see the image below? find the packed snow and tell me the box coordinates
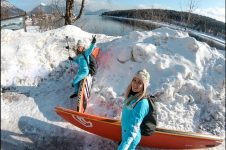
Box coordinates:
[1,25,225,150]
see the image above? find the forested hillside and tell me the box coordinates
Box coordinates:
[102,9,225,39]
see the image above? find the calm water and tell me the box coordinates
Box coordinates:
[74,15,225,49]
[1,17,24,30]
[73,15,159,36]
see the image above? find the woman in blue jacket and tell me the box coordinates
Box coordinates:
[68,36,96,98]
[118,69,150,150]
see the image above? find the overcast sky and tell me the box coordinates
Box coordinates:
[8,0,225,22]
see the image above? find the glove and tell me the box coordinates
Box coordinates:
[72,83,74,87]
[91,35,96,44]
[68,56,73,61]
[65,46,69,49]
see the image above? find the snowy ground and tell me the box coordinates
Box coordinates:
[107,16,225,50]
[1,25,225,150]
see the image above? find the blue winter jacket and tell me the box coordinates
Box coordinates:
[118,96,149,150]
[72,43,95,74]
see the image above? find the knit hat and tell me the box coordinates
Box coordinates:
[134,69,150,90]
[77,40,85,47]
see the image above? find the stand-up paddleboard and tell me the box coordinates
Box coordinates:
[91,47,100,58]
[76,75,92,112]
[55,107,224,149]
[76,47,100,112]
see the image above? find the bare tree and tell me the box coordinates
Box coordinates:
[179,0,185,23]
[179,0,199,29]
[150,5,154,20]
[52,0,85,25]
[64,0,85,25]
[186,0,199,27]
[52,0,64,15]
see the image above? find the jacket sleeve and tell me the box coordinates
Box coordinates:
[84,43,95,57]
[118,99,149,150]
[72,56,79,64]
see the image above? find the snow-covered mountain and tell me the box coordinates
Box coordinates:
[1,0,26,19]
[1,0,21,9]
[29,3,109,16]
[29,3,59,15]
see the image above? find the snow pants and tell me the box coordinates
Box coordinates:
[118,129,141,150]
[73,70,89,94]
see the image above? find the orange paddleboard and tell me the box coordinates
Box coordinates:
[55,107,223,149]
[76,47,100,112]
[91,47,100,58]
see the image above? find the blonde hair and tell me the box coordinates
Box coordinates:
[124,69,150,106]
[124,79,147,106]
[74,47,85,55]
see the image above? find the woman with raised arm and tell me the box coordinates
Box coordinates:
[68,36,96,98]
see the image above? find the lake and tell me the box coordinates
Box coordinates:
[73,15,160,36]
[73,15,225,50]
[1,17,24,30]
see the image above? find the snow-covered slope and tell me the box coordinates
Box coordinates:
[1,0,18,9]
[1,25,225,149]
[1,0,25,19]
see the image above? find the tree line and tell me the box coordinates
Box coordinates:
[102,9,225,39]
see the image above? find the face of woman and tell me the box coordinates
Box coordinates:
[131,77,144,93]
[77,46,84,52]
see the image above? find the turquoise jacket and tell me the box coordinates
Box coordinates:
[118,96,149,150]
[72,43,94,74]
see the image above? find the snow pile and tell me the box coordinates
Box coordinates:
[1,26,225,149]
[88,27,225,135]
[1,26,105,86]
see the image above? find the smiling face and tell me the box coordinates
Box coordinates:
[131,76,144,93]
[76,46,85,54]
[77,46,84,52]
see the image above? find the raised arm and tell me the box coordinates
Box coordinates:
[84,35,96,57]
[84,43,95,57]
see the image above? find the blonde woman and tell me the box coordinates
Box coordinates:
[118,69,151,150]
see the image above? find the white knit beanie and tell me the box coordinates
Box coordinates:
[77,40,85,47]
[134,69,150,90]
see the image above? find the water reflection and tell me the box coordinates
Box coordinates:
[104,16,160,30]
[74,15,159,36]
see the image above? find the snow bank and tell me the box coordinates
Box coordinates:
[89,27,225,136]
[1,26,225,149]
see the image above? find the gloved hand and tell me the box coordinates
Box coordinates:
[68,56,73,61]
[91,35,96,44]
[72,83,74,87]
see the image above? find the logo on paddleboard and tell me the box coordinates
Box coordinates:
[72,115,93,127]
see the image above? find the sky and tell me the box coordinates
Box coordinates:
[8,0,225,22]
[1,25,225,149]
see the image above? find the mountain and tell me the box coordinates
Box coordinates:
[1,0,26,20]
[29,3,109,16]
[29,3,60,15]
